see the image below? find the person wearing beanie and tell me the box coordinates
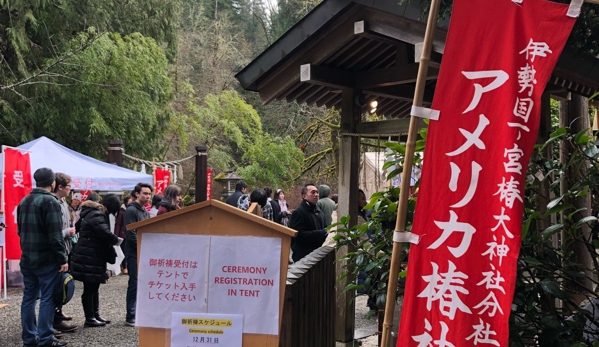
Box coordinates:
[316,184,335,227]
[69,192,82,225]
[70,194,120,328]
[18,168,69,347]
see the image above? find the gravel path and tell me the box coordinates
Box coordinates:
[1,274,381,347]
[353,296,379,347]
[0,274,138,347]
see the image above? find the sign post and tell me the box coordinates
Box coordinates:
[128,200,296,347]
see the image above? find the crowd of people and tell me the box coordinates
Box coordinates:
[16,170,363,347]
[16,167,184,347]
[222,181,368,264]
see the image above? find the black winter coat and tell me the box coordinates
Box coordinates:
[71,201,118,284]
[289,200,326,262]
[225,190,244,207]
[270,199,282,224]
[123,201,150,257]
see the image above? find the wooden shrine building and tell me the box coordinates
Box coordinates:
[235,0,599,345]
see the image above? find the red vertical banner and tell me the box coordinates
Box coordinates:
[206,168,213,200]
[2,147,33,260]
[154,168,171,196]
[397,1,576,346]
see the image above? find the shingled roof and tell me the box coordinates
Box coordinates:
[236,0,599,120]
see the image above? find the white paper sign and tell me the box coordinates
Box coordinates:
[208,236,281,335]
[106,245,125,276]
[137,233,210,328]
[171,312,242,347]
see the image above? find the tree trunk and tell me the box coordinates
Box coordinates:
[559,94,594,307]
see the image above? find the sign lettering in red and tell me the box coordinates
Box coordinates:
[207,168,213,200]
[397,1,576,345]
[2,148,33,260]
[154,168,171,196]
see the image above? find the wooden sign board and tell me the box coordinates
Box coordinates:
[128,199,296,347]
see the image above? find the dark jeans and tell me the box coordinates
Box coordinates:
[21,264,60,346]
[125,256,137,321]
[120,243,127,269]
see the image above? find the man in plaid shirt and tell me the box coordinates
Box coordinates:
[18,167,69,347]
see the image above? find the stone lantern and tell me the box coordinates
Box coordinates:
[213,170,242,200]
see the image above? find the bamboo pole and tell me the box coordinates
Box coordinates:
[379,0,442,346]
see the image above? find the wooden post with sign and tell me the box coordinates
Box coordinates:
[127,200,296,347]
[195,146,208,203]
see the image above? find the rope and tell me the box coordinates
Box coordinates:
[121,152,196,167]
[340,132,405,137]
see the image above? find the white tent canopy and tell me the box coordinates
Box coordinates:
[360,152,388,200]
[0,136,152,191]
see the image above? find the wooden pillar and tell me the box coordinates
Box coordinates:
[335,88,360,345]
[108,140,123,166]
[559,94,594,307]
[195,146,208,203]
[536,94,556,311]
[537,93,553,233]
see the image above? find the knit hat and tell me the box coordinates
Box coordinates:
[72,193,82,200]
[34,168,55,187]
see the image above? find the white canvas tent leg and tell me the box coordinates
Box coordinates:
[1,146,5,300]
[2,246,6,300]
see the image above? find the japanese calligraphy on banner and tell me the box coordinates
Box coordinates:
[171,312,243,347]
[2,147,33,260]
[154,168,171,195]
[207,168,213,200]
[397,0,576,346]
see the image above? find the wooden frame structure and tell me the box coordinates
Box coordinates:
[235,0,599,344]
[128,200,296,347]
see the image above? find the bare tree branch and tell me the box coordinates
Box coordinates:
[1,32,107,93]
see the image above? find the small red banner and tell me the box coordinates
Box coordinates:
[397,0,576,346]
[3,148,33,260]
[207,168,213,200]
[154,168,171,196]
[79,190,93,202]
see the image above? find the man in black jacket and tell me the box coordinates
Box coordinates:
[123,182,152,327]
[264,187,282,224]
[289,184,326,262]
[225,181,247,207]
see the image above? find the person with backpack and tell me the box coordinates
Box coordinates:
[70,194,120,327]
[225,181,247,207]
[264,187,281,223]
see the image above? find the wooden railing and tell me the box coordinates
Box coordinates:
[279,245,336,347]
